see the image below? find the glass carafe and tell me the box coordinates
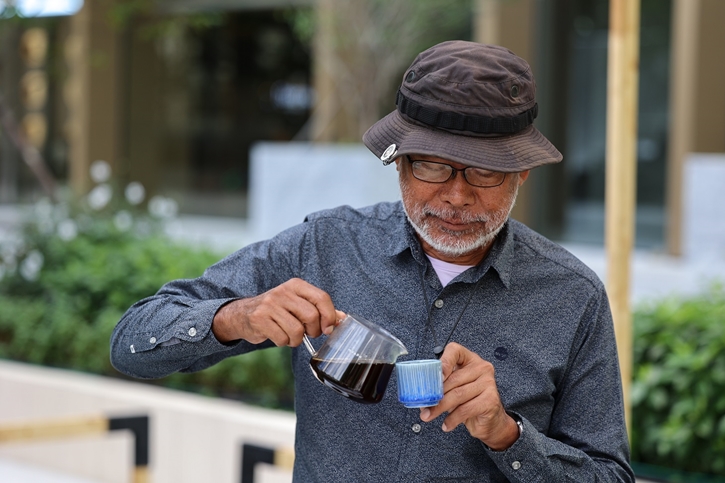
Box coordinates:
[303,314,408,404]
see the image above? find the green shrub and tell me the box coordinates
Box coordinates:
[0,187,294,410]
[632,286,725,476]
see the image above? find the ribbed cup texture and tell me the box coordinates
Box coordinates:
[396,360,444,408]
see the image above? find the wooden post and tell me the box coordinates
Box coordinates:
[605,0,641,435]
[666,0,700,257]
[63,0,124,196]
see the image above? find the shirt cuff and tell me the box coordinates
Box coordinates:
[482,413,541,482]
[126,298,238,356]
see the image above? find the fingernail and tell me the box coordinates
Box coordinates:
[323,326,333,335]
[420,408,430,420]
[441,423,448,432]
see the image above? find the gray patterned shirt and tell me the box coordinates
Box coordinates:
[111,201,634,483]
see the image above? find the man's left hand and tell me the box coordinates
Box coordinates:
[419,342,520,451]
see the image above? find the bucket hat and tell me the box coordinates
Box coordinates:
[362,41,562,172]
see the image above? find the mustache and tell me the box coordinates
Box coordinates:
[421,206,490,224]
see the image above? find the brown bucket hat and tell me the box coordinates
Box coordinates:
[363,41,562,172]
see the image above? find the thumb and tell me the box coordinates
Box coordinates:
[439,342,469,380]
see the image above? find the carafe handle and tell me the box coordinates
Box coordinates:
[302,334,316,356]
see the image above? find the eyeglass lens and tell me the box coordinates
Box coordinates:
[410,160,506,188]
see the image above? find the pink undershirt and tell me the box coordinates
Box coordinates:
[426,254,475,287]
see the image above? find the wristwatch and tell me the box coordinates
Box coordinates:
[507,411,523,437]
[515,417,524,436]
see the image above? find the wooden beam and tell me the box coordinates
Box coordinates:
[0,415,108,443]
[605,0,641,435]
[666,0,701,257]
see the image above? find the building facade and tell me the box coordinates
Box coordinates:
[0,0,723,254]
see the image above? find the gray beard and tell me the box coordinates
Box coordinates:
[400,177,519,258]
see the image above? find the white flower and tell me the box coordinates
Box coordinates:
[19,250,44,282]
[34,198,53,219]
[148,196,178,219]
[125,182,146,205]
[90,160,112,183]
[114,210,133,231]
[87,184,113,211]
[57,219,78,241]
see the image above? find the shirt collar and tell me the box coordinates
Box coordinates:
[387,202,514,289]
[484,221,514,288]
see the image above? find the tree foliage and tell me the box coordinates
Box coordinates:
[285,0,473,142]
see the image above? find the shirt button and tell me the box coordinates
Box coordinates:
[512,461,521,470]
[149,337,157,344]
[188,327,197,337]
[434,299,444,308]
[129,345,135,354]
[411,423,422,433]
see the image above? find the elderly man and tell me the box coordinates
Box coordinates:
[111,41,634,482]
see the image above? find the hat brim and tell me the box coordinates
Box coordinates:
[363,110,562,172]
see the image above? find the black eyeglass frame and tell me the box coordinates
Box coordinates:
[405,155,507,188]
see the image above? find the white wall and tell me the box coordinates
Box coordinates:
[248,142,401,242]
[0,361,295,483]
[683,153,725,261]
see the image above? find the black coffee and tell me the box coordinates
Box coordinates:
[310,357,394,404]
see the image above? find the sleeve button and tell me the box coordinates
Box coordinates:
[188,327,197,337]
[130,345,135,354]
[512,461,521,470]
[149,337,157,344]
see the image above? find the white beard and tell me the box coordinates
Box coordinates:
[400,174,519,258]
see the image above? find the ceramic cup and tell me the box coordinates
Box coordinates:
[395,359,444,408]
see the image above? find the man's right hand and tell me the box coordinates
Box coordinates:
[211,278,345,346]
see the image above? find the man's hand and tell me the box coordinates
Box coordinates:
[419,342,520,451]
[211,278,345,346]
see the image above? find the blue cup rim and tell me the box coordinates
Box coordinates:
[396,359,441,366]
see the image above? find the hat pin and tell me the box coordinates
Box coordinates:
[381,143,397,165]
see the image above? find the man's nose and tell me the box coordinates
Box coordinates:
[439,171,475,206]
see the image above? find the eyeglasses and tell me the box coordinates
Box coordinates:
[406,156,507,188]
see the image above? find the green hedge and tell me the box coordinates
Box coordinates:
[0,198,294,409]
[631,286,725,477]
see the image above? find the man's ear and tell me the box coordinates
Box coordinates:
[518,170,531,185]
[395,157,402,171]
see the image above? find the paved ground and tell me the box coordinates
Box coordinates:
[0,458,101,483]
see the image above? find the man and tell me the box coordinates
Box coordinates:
[111,41,634,482]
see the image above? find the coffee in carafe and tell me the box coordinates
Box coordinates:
[309,357,395,404]
[303,314,407,404]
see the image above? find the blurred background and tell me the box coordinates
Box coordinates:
[0,0,724,482]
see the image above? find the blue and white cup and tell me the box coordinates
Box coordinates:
[396,359,444,408]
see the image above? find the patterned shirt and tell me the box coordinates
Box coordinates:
[111,201,634,483]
